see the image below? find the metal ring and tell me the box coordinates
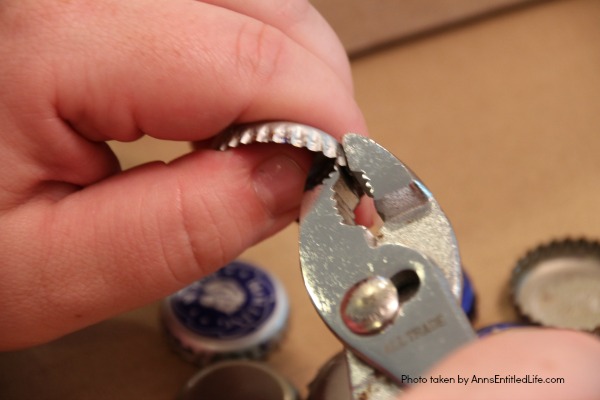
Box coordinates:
[212,121,347,166]
[178,360,298,400]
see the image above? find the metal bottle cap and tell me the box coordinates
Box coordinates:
[178,360,298,400]
[511,238,600,331]
[307,352,350,400]
[161,261,289,365]
[307,351,407,400]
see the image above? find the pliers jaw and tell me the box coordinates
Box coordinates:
[300,134,462,304]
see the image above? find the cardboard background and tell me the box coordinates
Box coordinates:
[311,0,541,54]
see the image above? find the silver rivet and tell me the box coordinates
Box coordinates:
[341,276,399,335]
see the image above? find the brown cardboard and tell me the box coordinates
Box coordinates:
[311,0,541,54]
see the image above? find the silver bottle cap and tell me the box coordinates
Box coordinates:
[161,261,289,365]
[511,238,600,332]
[308,351,405,400]
[178,360,298,400]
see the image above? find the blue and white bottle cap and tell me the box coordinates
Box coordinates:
[161,260,289,366]
[460,268,476,318]
[477,322,529,337]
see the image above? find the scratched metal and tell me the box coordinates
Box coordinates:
[300,135,475,398]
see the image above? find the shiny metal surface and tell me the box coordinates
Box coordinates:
[345,352,403,400]
[341,135,461,298]
[299,134,475,398]
[307,351,403,400]
[512,238,600,331]
[213,121,347,166]
[178,360,298,400]
[341,276,400,335]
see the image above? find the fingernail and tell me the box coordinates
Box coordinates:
[253,155,307,216]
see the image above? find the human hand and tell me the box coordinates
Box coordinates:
[0,0,367,349]
[403,329,600,400]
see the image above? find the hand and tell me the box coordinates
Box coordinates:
[0,0,367,349]
[403,329,600,400]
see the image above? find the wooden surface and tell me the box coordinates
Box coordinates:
[2,0,600,398]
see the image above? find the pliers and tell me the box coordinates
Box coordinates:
[298,134,476,399]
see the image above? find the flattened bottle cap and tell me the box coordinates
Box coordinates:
[161,261,289,365]
[511,238,600,332]
[178,360,298,400]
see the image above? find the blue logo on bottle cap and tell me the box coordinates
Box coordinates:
[477,322,527,337]
[461,270,475,317]
[170,261,277,340]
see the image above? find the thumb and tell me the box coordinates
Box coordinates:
[402,329,600,400]
[0,144,311,349]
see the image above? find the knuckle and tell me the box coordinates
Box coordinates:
[276,0,312,26]
[233,20,287,86]
[160,177,205,285]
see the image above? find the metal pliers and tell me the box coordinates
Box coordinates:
[299,134,476,399]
